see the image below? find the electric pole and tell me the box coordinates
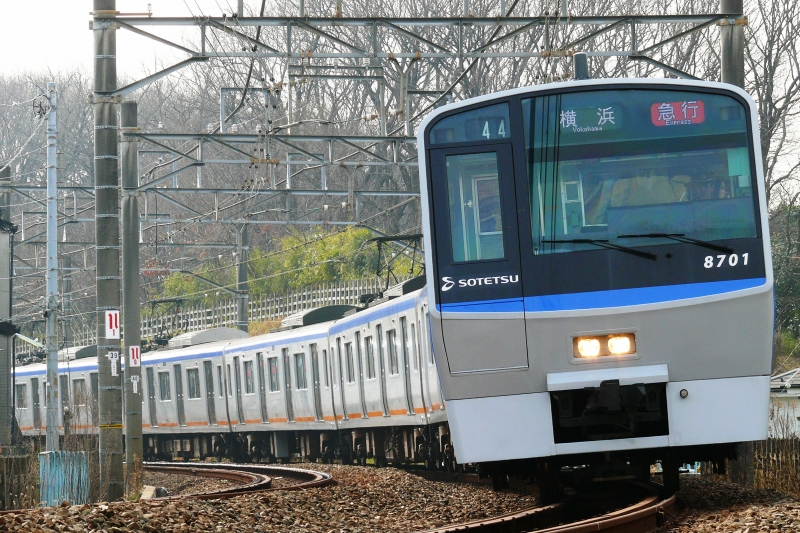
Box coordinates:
[121,101,143,494]
[720,0,745,88]
[94,0,124,501]
[45,82,59,452]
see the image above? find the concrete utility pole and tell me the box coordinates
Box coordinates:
[0,166,13,448]
[45,82,59,452]
[720,0,745,88]
[236,224,249,332]
[93,0,124,501]
[120,101,142,494]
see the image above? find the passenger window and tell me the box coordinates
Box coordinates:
[387,329,399,375]
[345,342,356,383]
[158,372,171,401]
[294,353,307,389]
[243,361,255,394]
[15,384,27,408]
[365,337,376,379]
[73,379,87,406]
[217,365,224,398]
[322,349,330,388]
[187,368,201,399]
[447,152,505,262]
[268,357,280,392]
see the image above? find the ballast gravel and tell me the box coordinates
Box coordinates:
[657,476,800,533]
[1,464,535,532]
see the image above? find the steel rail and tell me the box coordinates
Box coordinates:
[143,461,335,500]
[420,483,675,533]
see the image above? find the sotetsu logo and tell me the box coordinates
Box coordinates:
[441,275,519,291]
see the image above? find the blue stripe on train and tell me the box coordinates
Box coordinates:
[438,278,766,313]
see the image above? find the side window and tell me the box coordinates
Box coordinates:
[226,365,233,397]
[322,349,330,388]
[15,384,27,408]
[411,323,418,372]
[158,372,171,401]
[446,152,505,262]
[73,379,87,406]
[387,329,399,375]
[294,353,307,390]
[365,336,375,379]
[268,357,280,392]
[244,360,255,394]
[217,365,224,398]
[187,368,201,399]
[345,342,355,383]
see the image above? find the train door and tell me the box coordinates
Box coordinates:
[376,325,390,416]
[31,377,41,429]
[282,348,294,422]
[335,338,348,419]
[355,332,368,418]
[310,344,323,421]
[233,356,245,425]
[174,364,186,426]
[256,352,269,423]
[399,317,414,414]
[146,367,158,427]
[428,143,527,373]
[203,360,217,425]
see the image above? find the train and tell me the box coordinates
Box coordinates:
[14,277,451,469]
[12,77,773,499]
[417,77,773,495]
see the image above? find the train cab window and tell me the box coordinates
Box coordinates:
[187,368,201,399]
[217,365,224,398]
[268,357,280,392]
[73,379,87,406]
[523,90,758,254]
[387,329,399,375]
[158,372,171,401]
[15,384,27,408]
[345,342,356,383]
[365,336,376,379]
[294,353,307,389]
[322,349,330,388]
[446,152,505,262]
[243,361,255,394]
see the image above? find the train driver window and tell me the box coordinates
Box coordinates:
[446,152,505,262]
[158,372,171,401]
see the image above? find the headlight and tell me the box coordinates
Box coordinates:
[573,333,636,358]
[607,335,632,355]
[577,338,601,357]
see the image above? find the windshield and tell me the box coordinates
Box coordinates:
[523,89,758,255]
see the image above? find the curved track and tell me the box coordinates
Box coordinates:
[143,461,335,500]
[421,482,675,533]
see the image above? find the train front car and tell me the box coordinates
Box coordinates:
[418,79,773,492]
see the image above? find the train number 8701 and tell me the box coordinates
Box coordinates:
[704,253,749,268]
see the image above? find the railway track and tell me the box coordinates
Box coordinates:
[420,481,676,533]
[145,462,674,533]
[142,461,335,500]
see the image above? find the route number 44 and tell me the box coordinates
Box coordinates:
[704,253,749,268]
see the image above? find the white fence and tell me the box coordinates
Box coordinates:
[60,277,397,349]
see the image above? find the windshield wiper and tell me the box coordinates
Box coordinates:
[541,239,657,260]
[616,233,733,254]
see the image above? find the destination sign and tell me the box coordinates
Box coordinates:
[559,105,622,133]
[651,100,705,126]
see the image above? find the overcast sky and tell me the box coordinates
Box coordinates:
[2,1,247,79]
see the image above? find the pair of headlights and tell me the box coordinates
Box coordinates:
[573,333,636,358]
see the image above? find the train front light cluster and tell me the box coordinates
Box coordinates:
[574,333,636,358]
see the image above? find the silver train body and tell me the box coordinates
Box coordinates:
[13,285,448,463]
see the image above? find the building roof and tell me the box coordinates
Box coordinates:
[771,368,800,392]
